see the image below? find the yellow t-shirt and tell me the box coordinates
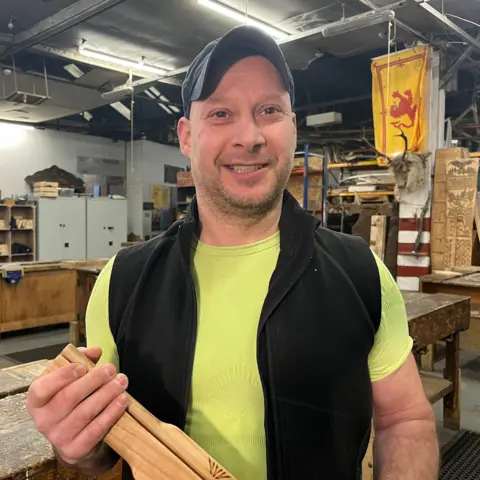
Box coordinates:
[86,232,413,479]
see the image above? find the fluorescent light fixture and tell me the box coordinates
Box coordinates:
[81,111,93,122]
[170,105,181,113]
[78,47,168,75]
[144,90,156,99]
[159,103,173,115]
[197,0,289,40]
[322,10,395,37]
[64,63,85,79]
[110,101,131,121]
[0,121,34,131]
[149,86,161,97]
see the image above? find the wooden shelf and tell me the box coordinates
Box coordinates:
[328,160,387,169]
[0,205,36,263]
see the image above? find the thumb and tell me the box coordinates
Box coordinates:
[77,346,103,364]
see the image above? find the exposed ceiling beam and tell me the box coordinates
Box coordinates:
[356,0,429,43]
[0,0,127,59]
[440,34,480,88]
[417,1,480,51]
[107,2,406,97]
[32,44,183,87]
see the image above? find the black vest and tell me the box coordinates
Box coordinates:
[109,191,381,480]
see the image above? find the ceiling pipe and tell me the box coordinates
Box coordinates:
[0,0,128,60]
[111,1,407,96]
[417,1,480,51]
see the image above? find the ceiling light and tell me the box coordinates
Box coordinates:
[144,90,156,99]
[78,47,168,75]
[170,105,181,113]
[322,10,395,37]
[81,111,93,122]
[64,64,85,79]
[197,0,289,40]
[110,102,131,121]
[0,122,34,131]
[149,86,161,97]
[159,103,173,115]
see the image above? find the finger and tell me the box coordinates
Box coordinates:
[27,363,87,410]
[55,373,129,444]
[48,363,118,424]
[59,393,129,462]
[77,346,102,364]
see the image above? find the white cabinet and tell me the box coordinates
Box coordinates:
[37,198,87,261]
[86,198,127,259]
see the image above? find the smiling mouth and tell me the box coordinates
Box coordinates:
[224,165,267,173]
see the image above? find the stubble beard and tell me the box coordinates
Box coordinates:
[196,159,292,224]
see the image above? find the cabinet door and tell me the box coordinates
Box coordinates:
[87,199,127,259]
[37,198,63,261]
[60,198,86,260]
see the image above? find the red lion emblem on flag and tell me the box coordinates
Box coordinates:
[389,89,417,129]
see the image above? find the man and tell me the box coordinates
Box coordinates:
[27,25,438,479]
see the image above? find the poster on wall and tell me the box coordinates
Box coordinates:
[152,185,171,209]
[371,45,429,165]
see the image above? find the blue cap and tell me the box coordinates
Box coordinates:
[181,25,295,118]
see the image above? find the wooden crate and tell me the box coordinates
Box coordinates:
[33,182,58,198]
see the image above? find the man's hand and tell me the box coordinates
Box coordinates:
[372,353,439,479]
[26,347,129,473]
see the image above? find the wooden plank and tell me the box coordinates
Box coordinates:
[431,148,470,271]
[0,360,49,399]
[444,157,479,268]
[421,374,453,404]
[369,215,387,260]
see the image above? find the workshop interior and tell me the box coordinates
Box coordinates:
[1,0,480,478]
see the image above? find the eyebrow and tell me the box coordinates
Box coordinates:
[203,92,289,106]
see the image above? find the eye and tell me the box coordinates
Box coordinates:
[211,110,229,119]
[262,106,280,116]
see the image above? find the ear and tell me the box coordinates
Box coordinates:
[177,117,192,157]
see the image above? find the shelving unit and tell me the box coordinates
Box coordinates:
[0,204,36,263]
[176,171,195,220]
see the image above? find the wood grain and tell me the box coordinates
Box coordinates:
[0,360,49,399]
[369,215,387,260]
[45,345,236,480]
[0,269,76,333]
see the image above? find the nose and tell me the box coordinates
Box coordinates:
[232,115,266,153]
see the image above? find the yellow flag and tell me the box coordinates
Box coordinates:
[371,46,429,165]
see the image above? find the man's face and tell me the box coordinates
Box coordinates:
[178,56,297,217]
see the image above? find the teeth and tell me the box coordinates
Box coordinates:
[229,165,263,173]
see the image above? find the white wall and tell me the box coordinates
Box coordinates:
[126,139,189,236]
[0,127,126,197]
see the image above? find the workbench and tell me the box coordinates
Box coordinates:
[420,268,480,359]
[362,290,470,479]
[0,361,122,480]
[0,259,108,336]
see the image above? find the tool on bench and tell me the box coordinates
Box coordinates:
[43,344,235,480]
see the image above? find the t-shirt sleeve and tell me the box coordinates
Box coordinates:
[85,256,120,370]
[368,253,413,382]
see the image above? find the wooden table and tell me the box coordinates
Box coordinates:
[0,361,122,480]
[362,291,470,479]
[0,261,76,334]
[61,261,108,347]
[420,269,480,361]
[0,259,108,336]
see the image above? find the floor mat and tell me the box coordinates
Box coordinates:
[440,430,480,479]
[5,343,67,364]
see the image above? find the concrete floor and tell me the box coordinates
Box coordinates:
[1,326,480,450]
